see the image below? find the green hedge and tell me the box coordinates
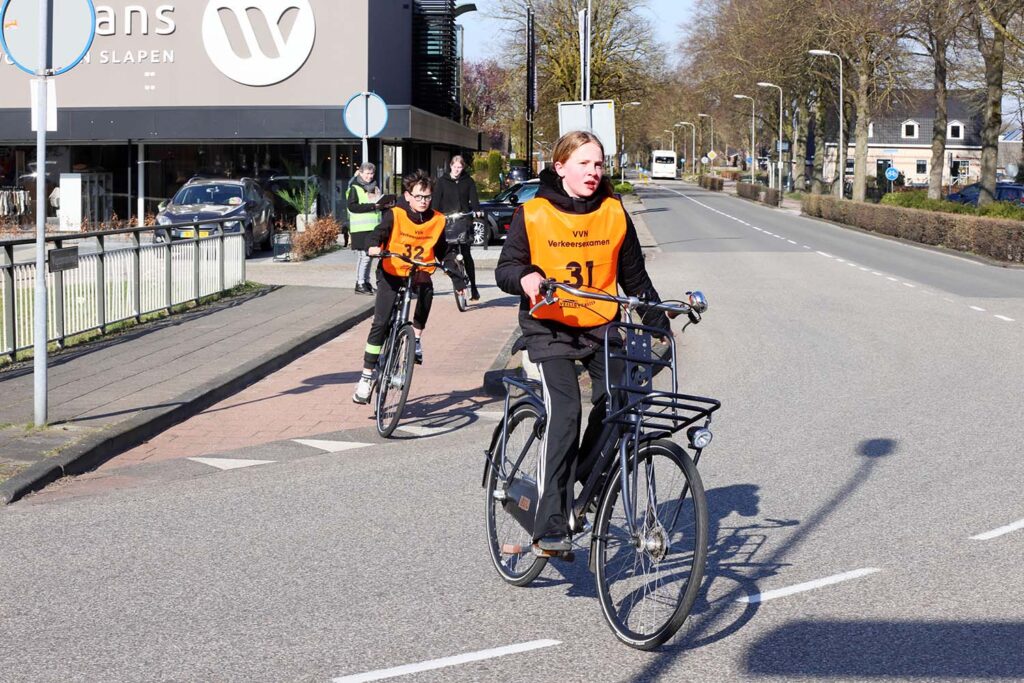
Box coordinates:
[698,175,724,191]
[881,189,1024,221]
[762,188,781,207]
[803,194,1024,262]
[613,181,634,195]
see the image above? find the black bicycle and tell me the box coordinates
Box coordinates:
[369,251,460,437]
[482,281,721,650]
[443,211,475,312]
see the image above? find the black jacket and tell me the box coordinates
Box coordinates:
[495,168,668,361]
[434,173,480,242]
[347,175,380,214]
[368,197,468,290]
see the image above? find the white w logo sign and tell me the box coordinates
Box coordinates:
[202,0,316,86]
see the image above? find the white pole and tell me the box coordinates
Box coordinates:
[33,0,52,426]
[137,143,145,226]
[838,56,844,199]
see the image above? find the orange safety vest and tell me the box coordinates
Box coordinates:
[523,195,626,328]
[381,208,446,277]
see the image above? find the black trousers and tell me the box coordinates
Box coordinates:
[456,242,477,292]
[534,350,621,541]
[363,268,432,366]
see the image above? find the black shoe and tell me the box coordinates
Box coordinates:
[414,338,423,365]
[533,535,572,553]
[364,282,375,294]
[470,288,481,301]
[354,283,372,295]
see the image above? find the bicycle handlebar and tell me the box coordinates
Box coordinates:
[378,251,444,269]
[534,280,708,323]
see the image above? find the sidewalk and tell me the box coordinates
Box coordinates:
[0,198,655,505]
[0,247,376,504]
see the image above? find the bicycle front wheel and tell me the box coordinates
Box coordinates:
[375,325,417,438]
[593,439,708,650]
[484,402,548,586]
[454,290,468,312]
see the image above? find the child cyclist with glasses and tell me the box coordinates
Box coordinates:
[495,130,671,556]
[352,169,469,404]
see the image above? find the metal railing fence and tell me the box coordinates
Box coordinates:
[1,218,246,361]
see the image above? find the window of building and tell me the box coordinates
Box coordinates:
[948,121,963,140]
[916,160,927,174]
[902,120,919,139]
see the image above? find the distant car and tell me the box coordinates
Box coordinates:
[947,182,1024,206]
[474,179,540,246]
[503,166,532,188]
[156,178,274,258]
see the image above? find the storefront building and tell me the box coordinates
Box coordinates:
[0,0,479,227]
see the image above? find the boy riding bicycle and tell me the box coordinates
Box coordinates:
[353,169,468,405]
[495,130,671,556]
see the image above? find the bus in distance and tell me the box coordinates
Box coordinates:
[651,150,677,179]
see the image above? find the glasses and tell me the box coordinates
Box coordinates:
[410,194,432,202]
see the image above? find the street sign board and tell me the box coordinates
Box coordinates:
[47,246,78,273]
[0,0,96,76]
[1007,162,1019,179]
[343,91,388,139]
[884,166,899,182]
[700,156,709,165]
[746,155,753,164]
[557,100,617,155]
[707,150,718,161]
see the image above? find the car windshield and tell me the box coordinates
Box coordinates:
[516,183,540,201]
[173,185,244,206]
[654,156,674,165]
[493,183,525,202]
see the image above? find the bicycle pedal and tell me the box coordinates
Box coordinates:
[500,543,524,555]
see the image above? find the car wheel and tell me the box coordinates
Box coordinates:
[471,219,489,247]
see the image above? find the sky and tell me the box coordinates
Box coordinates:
[459,0,697,64]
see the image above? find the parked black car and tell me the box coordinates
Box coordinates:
[473,179,540,246]
[502,165,532,189]
[156,178,274,258]
[947,182,1024,206]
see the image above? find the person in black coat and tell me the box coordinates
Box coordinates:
[433,155,483,300]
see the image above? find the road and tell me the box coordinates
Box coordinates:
[2,180,1023,682]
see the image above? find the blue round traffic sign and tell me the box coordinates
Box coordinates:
[1,0,96,76]
[885,166,899,182]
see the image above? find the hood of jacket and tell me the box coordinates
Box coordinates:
[351,174,379,194]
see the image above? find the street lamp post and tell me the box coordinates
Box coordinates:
[698,113,714,170]
[621,101,641,182]
[809,49,844,199]
[757,82,784,191]
[676,122,696,175]
[663,129,675,154]
[734,94,755,183]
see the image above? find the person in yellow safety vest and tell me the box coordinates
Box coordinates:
[495,130,671,557]
[348,162,383,294]
[351,169,468,405]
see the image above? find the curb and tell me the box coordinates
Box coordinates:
[0,302,375,506]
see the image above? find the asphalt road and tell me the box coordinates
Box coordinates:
[2,180,1023,682]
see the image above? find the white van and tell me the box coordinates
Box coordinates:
[650,150,677,180]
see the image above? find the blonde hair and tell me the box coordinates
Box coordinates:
[551,130,605,165]
[450,155,466,166]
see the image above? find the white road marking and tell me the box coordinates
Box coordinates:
[816,251,833,258]
[396,425,448,437]
[902,282,916,288]
[803,245,811,249]
[995,315,1015,322]
[872,271,882,276]
[292,439,372,453]
[971,517,1024,540]
[473,410,505,421]
[763,231,775,236]
[333,639,561,682]
[859,267,870,271]
[787,239,797,244]
[836,258,846,263]
[970,305,986,312]
[188,457,275,471]
[887,276,899,282]
[736,568,881,604]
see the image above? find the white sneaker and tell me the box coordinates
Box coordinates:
[352,377,372,404]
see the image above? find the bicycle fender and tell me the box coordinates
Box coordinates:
[481,398,546,488]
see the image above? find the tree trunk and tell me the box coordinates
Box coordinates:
[928,34,948,201]
[811,95,826,194]
[794,98,809,192]
[978,24,1005,206]
[852,60,871,203]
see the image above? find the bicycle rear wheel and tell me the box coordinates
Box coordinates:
[484,402,548,586]
[375,325,417,438]
[593,439,708,650]
[454,290,468,312]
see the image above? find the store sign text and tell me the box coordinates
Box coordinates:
[95,5,177,36]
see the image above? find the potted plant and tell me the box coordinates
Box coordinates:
[275,179,318,232]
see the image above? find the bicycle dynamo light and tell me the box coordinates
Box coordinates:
[687,425,713,450]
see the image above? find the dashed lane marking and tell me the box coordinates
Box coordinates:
[292,439,373,453]
[395,425,448,437]
[995,315,1015,322]
[332,639,561,682]
[188,457,275,471]
[736,568,881,604]
[970,305,986,312]
[971,517,1024,541]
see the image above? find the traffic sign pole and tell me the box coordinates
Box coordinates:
[32,0,52,426]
